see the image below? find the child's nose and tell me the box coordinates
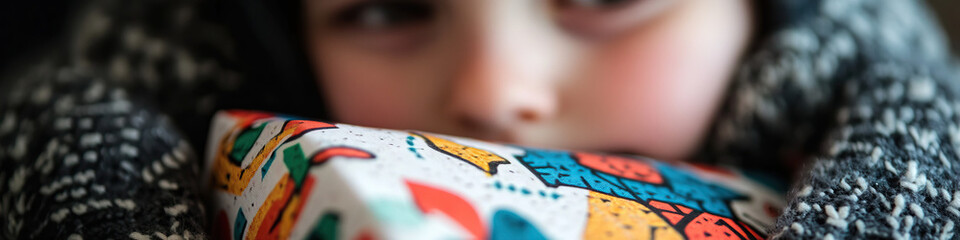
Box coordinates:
[446,56,557,137]
[445,34,563,140]
[444,1,575,140]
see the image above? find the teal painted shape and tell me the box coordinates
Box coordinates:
[405,136,423,159]
[234,208,247,240]
[520,188,531,195]
[260,153,276,181]
[550,192,561,200]
[230,123,266,163]
[369,199,424,228]
[307,212,340,240]
[283,143,309,188]
[491,209,547,240]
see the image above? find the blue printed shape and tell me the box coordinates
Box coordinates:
[516,147,745,217]
[234,208,247,240]
[491,209,547,240]
[260,153,276,181]
[517,148,635,200]
[652,162,744,217]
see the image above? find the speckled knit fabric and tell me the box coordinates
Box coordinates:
[0,73,207,239]
[0,0,236,239]
[705,0,960,239]
[2,0,960,239]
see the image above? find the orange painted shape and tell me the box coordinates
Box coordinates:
[575,153,663,184]
[414,133,509,175]
[247,175,295,240]
[276,176,317,239]
[661,212,685,225]
[405,180,486,240]
[684,212,756,240]
[285,120,336,138]
[676,205,693,214]
[312,147,375,164]
[648,200,676,212]
[250,175,317,240]
[583,191,683,240]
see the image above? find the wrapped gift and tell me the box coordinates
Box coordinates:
[205,110,785,240]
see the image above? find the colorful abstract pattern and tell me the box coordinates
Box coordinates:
[206,110,784,240]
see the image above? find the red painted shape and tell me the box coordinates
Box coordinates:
[213,210,231,240]
[294,176,317,220]
[255,177,296,239]
[405,180,486,240]
[684,212,756,240]
[227,110,275,128]
[661,212,685,224]
[647,200,764,240]
[689,164,736,177]
[676,205,694,214]
[285,120,337,138]
[575,153,663,184]
[312,147,375,164]
[354,229,377,240]
[648,200,676,212]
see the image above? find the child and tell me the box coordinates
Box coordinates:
[302,0,753,162]
[1,0,958,239]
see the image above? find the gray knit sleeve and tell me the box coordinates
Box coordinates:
[702,0,960,239]
[771,63,960,239]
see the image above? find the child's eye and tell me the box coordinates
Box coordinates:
[552,0,676,40]
[322,0,437,52]
[330,0,435,31]
[556,0,638,9]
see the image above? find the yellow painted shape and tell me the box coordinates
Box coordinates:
[277,193,302,240]
[212,124,296,195]
[584,192,683,240]
[246,175,294,240]
[415,133,509,175]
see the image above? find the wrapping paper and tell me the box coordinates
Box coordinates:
[205,110,785,240]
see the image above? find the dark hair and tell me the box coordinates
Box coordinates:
[204,0,331,120]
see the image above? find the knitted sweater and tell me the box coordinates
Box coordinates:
[1,0,958,239]
[706,1,960,238]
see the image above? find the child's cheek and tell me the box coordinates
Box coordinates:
[313,44,436,130]
[573,0,751,159]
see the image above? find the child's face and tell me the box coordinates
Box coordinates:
[304,0,753,160]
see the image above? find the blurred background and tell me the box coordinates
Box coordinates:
[1,1,958,70]
[930,1,960,54]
